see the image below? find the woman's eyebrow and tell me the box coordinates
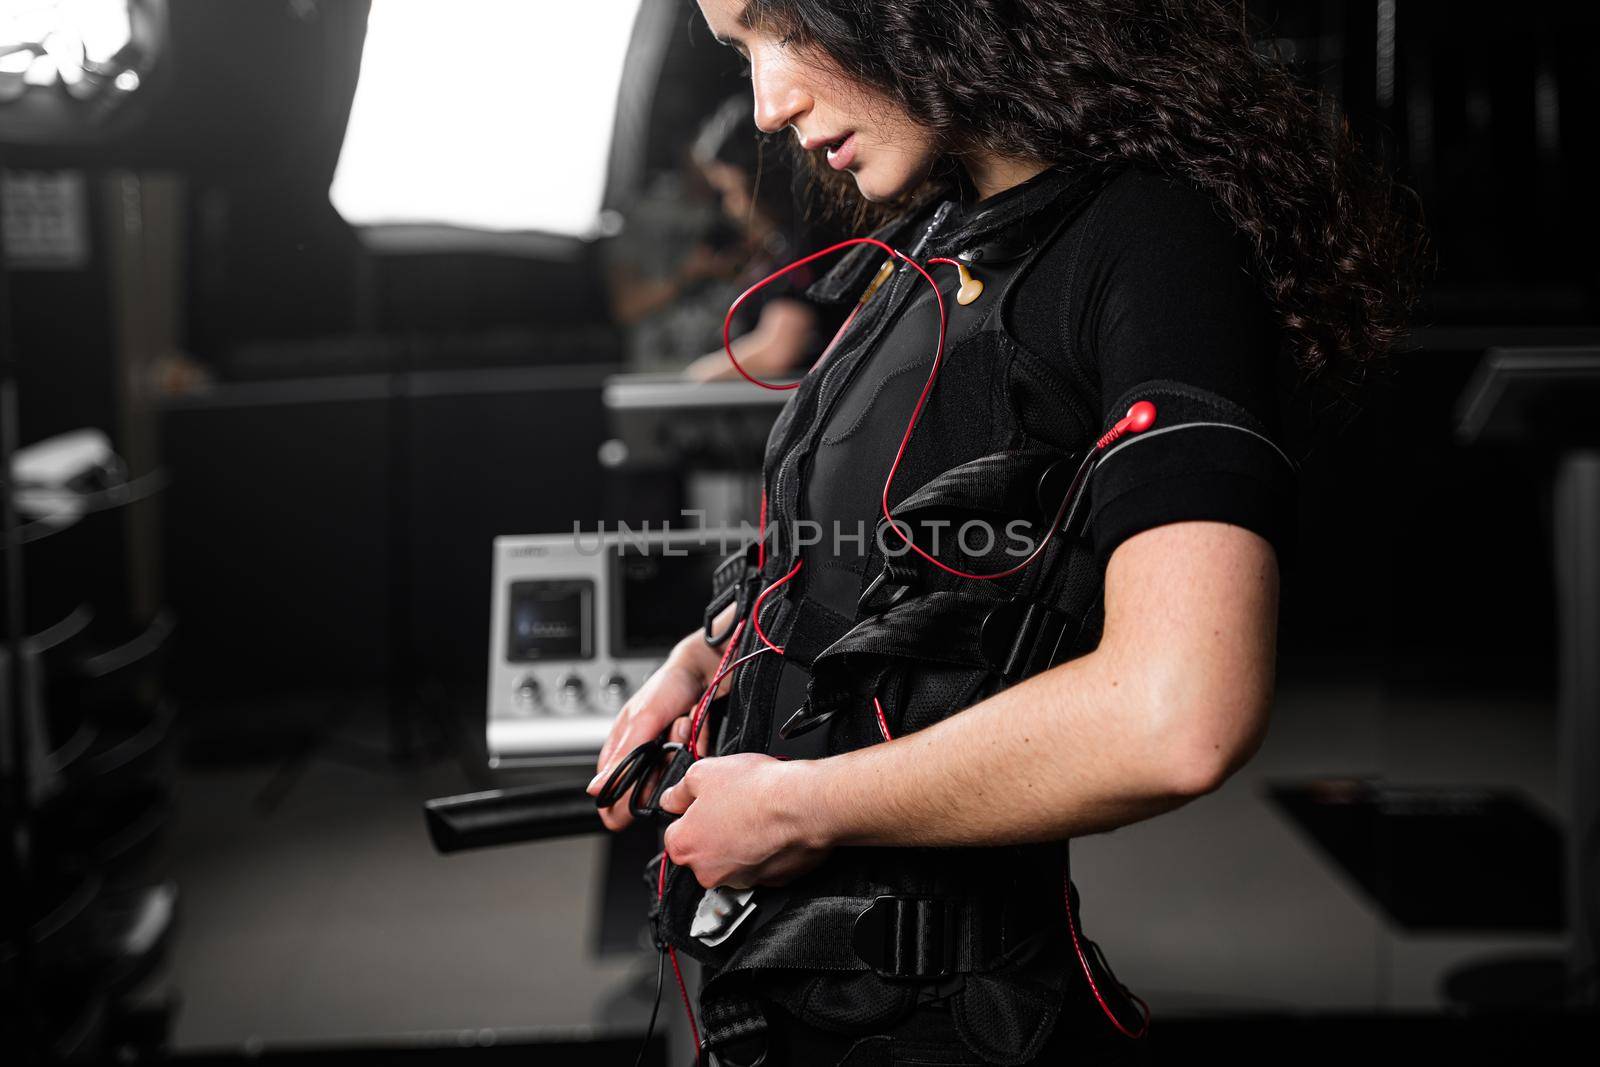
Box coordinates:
[711,3,755,49]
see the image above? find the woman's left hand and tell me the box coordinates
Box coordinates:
[658,753,832,889]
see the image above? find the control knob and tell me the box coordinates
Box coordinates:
[513,675,542,713]
[555,673,587,714]
[600,672,630,710]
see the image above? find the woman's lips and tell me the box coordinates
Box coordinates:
[826,132,858,171]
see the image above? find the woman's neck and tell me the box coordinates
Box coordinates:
[963,153,1051,203]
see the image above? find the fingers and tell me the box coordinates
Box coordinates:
[589,725,633,796]
[666,711,714,758]
[589,644,725,829]
[590,710,667,798]
[657,760,701,816]
[594,762,635,831]
[599,723,643,782]
[591,717,631,794]
[662,818,680,856]
[591,727,648,830]
[596,716,701,831]
[591,654,712,798]
[589,750,612,796]
[597,799,634,832]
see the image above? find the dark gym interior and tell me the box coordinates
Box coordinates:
[3,1,1597,1063]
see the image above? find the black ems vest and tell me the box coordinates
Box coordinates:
[664,166,1194,1065]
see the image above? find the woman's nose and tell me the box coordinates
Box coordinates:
[750,52,809,135]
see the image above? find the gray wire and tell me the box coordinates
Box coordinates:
[1097,420,1298,472]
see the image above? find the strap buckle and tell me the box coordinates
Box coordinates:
[851,895,957,980]
[595,735,690,820]
[777,701,833,741]
[704,541,762,646]
[1034,454,1080,523]
[856,557,918,618]
[979,598,1076,681]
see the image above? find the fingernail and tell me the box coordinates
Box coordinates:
[587,771,604,791]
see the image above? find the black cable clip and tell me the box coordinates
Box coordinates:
[595,732,692,821]
[1034,452,1081,525]
[777,700,833,741]
[857,543,919,617]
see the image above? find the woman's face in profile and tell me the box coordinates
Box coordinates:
[696,0,939,203]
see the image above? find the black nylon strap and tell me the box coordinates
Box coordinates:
[780,596,857,671]
[803,592,996,729]
[705,540,761,630]
[702,993,770,1061]
[888,448,1065,525]
[850,893,1055,980]
[698,886,1065,1059]
[814,592,995,672]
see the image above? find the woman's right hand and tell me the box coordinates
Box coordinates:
[587,613,731,831]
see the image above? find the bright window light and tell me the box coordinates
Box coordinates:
[330,0,644,239]
[0,0,134,88]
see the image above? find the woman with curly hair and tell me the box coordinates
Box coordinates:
[590,2,1425,1063]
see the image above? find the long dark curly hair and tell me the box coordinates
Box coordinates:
[743,0,1427,383]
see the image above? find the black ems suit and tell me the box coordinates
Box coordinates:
[661,164,1298,1066]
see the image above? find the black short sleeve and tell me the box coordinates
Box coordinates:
[1065,169,1297,564]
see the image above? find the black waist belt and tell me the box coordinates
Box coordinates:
[696,882,1077,1056]
[850,889,1064,979]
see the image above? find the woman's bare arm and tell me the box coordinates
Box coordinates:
[808,521,1278,845]
[684,298,817,382]
[659,521,1279,886]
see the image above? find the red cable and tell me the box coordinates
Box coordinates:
[654,854,702,1056]
[750,558,803,653]
[704,645,772,703]
[661,631,781,1058]
[878,258,1075,581]
[687,619,746,758]
[688,638,773,760]
[872,696,892,743]
[721,237,910,391]
[733,251,1155,582]
[756,489,768,569]
[659,627,768,1060]
[866,572,1151,1042]
[1062,865,1151,1039]
[726,247,1158,1048]
[668,945,700,1054]
[728,249,1083,582]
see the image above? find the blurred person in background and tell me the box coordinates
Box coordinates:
[606,95,844,380]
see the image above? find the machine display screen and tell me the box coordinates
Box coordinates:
[507,579,594,662]
[610,546,722,658]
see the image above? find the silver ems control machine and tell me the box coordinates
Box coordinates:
[487,528,733,767]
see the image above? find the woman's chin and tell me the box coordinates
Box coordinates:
[850,167,915,204]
